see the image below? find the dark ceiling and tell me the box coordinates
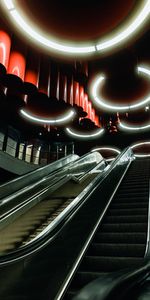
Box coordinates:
[0,0,150,153]
[10,0,149,100]
[15,0,136,41]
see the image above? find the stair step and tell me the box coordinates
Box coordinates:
[87,243,146,257]
[111,203,148,209]
[94,232,146,243]
[101,223,147,232]
[81,256,144,272]
[107,208,148,216]
[104,215,147,223]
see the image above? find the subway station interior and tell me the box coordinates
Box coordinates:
[0,1,150,299]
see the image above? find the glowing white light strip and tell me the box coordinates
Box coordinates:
[131,141,150,157]
[91,147,120,154]
[20,109,75,124]
[3,0,14,10]
[92,66,150,111]
[119,121,150,131]
[96,0,150,51]
[2,0,150,55]
[66,127,104,139]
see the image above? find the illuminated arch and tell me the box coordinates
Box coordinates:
[131,141,150,157]
[66,127,104,139]
[91,66,150,111]
[20,108,75,125]
[119,121,150,131]
[91,147,120,154]
[1,0,150,56]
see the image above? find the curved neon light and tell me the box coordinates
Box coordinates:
[131,141,150,157]
[66,127,104,139]
[92,66,150,111]
[1,0,150,56]
[20,109,75,124]
[91,147,120,154]
[119,121,150,131]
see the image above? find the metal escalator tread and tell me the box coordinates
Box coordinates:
[63,159,150,299]
[49,174,97,198]
[0,197,67,253]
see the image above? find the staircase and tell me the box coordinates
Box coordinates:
[63,158,150,299]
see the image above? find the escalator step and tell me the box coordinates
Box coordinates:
[81,256,144,272]
[111,202,148,208]
[104,215,147,223]
[94,232,146,243]
[113,197,148,203]
[116,193,148,198]
[107,208,147,216]
[101,223,147,232]
[87,243,146,257]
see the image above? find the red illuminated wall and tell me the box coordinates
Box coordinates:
[8,51,26,81]
[0,31,11,69]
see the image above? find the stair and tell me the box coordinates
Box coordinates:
[63,158,150,299]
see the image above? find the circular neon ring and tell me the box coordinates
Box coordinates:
[131,141,150,157]
[91,147,120,154]
[1,0,150,55]
[119,121,150,131]
[91,66,150,111]
[20,109,75,124]
[66,127,104,139]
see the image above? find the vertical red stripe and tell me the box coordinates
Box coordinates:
[8,51,26,81]
[0,31,11,70]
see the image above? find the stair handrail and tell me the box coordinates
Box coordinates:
[0,147,133,265]
[73,261,150,300]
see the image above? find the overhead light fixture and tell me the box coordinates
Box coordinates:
[1,0,150,56]
[119,121,150,131]
[20,109,75,124]
[131,141,150,157]
[91,147,120,154]
[66,127,104,139]
[91,66,150,111]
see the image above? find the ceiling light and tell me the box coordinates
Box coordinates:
[119,121,150,131]
[66,127,104,139]
[91,66,150,111]
[91,147,120,154]
[3,0,14,10]
[96,1,150,51]
[20,109,75,124]
[131,141,150,157]
[1,0,150,56]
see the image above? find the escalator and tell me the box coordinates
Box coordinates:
[0,154,79,200]
[1,148,148,300]
[0,151,105,254]
[61,158,150,299]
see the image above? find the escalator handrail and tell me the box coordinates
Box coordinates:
[0,152,103,217]
[73,261,150,300]
[0,154,79,200]
[73,161,150,300]
[0,147,133,265]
